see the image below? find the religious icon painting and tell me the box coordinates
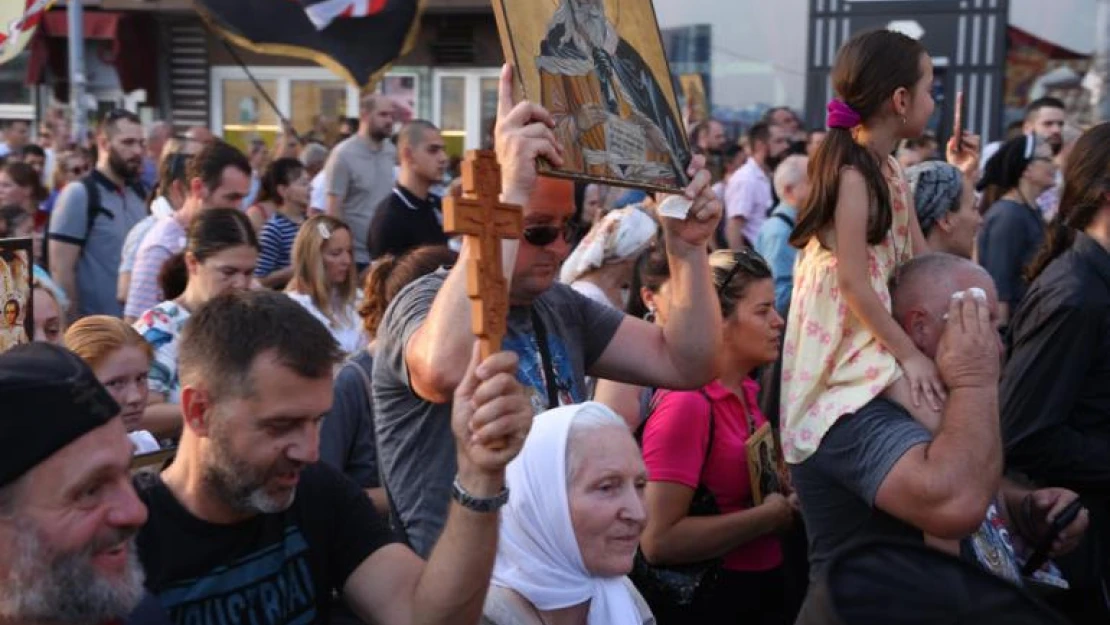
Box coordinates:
[491,0,692,193]
[746,422,786,505]
[0,237,33,354]
[679,73,708,124]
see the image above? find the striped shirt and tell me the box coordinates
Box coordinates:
[255,212,302,277]
[124,216,186,319]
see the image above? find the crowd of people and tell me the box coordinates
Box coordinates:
[2,25,1110,625]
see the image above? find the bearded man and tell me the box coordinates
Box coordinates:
[0,343,152,625]
[48,109,148,318]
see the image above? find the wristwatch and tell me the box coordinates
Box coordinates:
[451,476,509,513]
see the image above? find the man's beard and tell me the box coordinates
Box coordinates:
[765,152,785,171]
[202,426,299,515]
[370,127,391,143]
[0,518,145,625]
[108,147,141,181]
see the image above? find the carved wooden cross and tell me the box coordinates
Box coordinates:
[443,149,523,362]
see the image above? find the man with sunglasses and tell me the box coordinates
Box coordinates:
[122,140,251,323]
[48,110,147,319]
[373,63,724,557]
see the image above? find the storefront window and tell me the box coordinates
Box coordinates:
[291,79,347,145]
[220,79,280,153]
[479,77,498,150]
[0,51,32,107]
[438,76,467,157]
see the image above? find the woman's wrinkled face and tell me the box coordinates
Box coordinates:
[567,427,648,577]
[724,278,784,366]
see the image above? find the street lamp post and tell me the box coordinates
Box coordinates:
[66,0,87,144]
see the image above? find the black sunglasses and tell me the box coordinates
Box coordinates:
[715,248,770,297]
[522,222,578,247]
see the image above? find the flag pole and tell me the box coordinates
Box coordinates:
[216,37,303,144]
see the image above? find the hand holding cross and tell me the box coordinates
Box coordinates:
[443,149,523,362]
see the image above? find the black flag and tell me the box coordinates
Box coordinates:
[195,0,421,87]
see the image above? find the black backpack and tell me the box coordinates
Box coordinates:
[45,174,147,273]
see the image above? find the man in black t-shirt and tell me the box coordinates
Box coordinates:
[367,120,449,260]
[135,290,532,625]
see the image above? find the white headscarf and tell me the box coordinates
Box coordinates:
[560,207,657,285]
[491,403,642,625]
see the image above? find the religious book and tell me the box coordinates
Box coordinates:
[491,0,692,193]
[746,422,786,505]
[0,237,33,355]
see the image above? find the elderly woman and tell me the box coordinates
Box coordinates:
[559,207,658,310]
[483,402,653,625]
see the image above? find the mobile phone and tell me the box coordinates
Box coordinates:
[952,91,964,154]
[1020,498,1084,577]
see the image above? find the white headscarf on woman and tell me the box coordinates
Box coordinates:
[491,402,642,625]
[559,207,657,285]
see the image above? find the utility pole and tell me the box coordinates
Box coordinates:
[67,0,87,143]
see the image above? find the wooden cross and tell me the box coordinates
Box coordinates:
[443,149,523,362]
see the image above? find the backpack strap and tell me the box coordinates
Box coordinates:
[772,211,795,229]
[638,388,716,475]
[80,176,109,249]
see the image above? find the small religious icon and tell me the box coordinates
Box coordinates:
[491,0,691,193]
[442,150,523,362]
[746,422,786,505]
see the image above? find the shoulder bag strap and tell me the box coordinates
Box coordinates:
[530,307,560,410]
[696,389,716,473]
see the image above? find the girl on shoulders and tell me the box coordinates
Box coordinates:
[782,29,944,467]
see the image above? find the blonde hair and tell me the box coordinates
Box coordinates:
[64,315,153,370]
[288,215,358,327]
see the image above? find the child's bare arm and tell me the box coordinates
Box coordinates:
[835,169,945,409]
[834,169,920,362]
[908,194,930,257]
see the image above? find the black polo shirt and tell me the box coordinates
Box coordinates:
[367,185,448,259]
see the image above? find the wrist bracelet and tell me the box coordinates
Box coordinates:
[451,476,509,513]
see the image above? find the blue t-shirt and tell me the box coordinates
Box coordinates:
[255,213,302,277]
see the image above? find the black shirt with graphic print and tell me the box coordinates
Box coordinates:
[134,462,395,625]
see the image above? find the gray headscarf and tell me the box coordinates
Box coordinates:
[906,161,964,236]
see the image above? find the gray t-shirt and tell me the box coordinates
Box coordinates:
[323,135,396,265]
[789,397,932,577]
[47,171,147,317]
[372,271,625,556]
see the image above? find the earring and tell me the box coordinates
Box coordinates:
[900,115,907,126]
[644,306,656,323]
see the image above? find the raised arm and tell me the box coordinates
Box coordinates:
[589,158,722,390]
[344,346,532,625]
[406,63,563,402]
[873,291,1003,539]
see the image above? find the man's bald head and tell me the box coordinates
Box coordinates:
[891,253,998,359]
[527,177,575,217]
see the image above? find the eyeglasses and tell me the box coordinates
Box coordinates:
[522,222,579,247]
[713,248,770,297]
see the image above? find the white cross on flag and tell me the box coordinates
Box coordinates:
[298,0,387,31]
[0,0,54,66]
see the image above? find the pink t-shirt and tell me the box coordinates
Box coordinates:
[642,379,783,572]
